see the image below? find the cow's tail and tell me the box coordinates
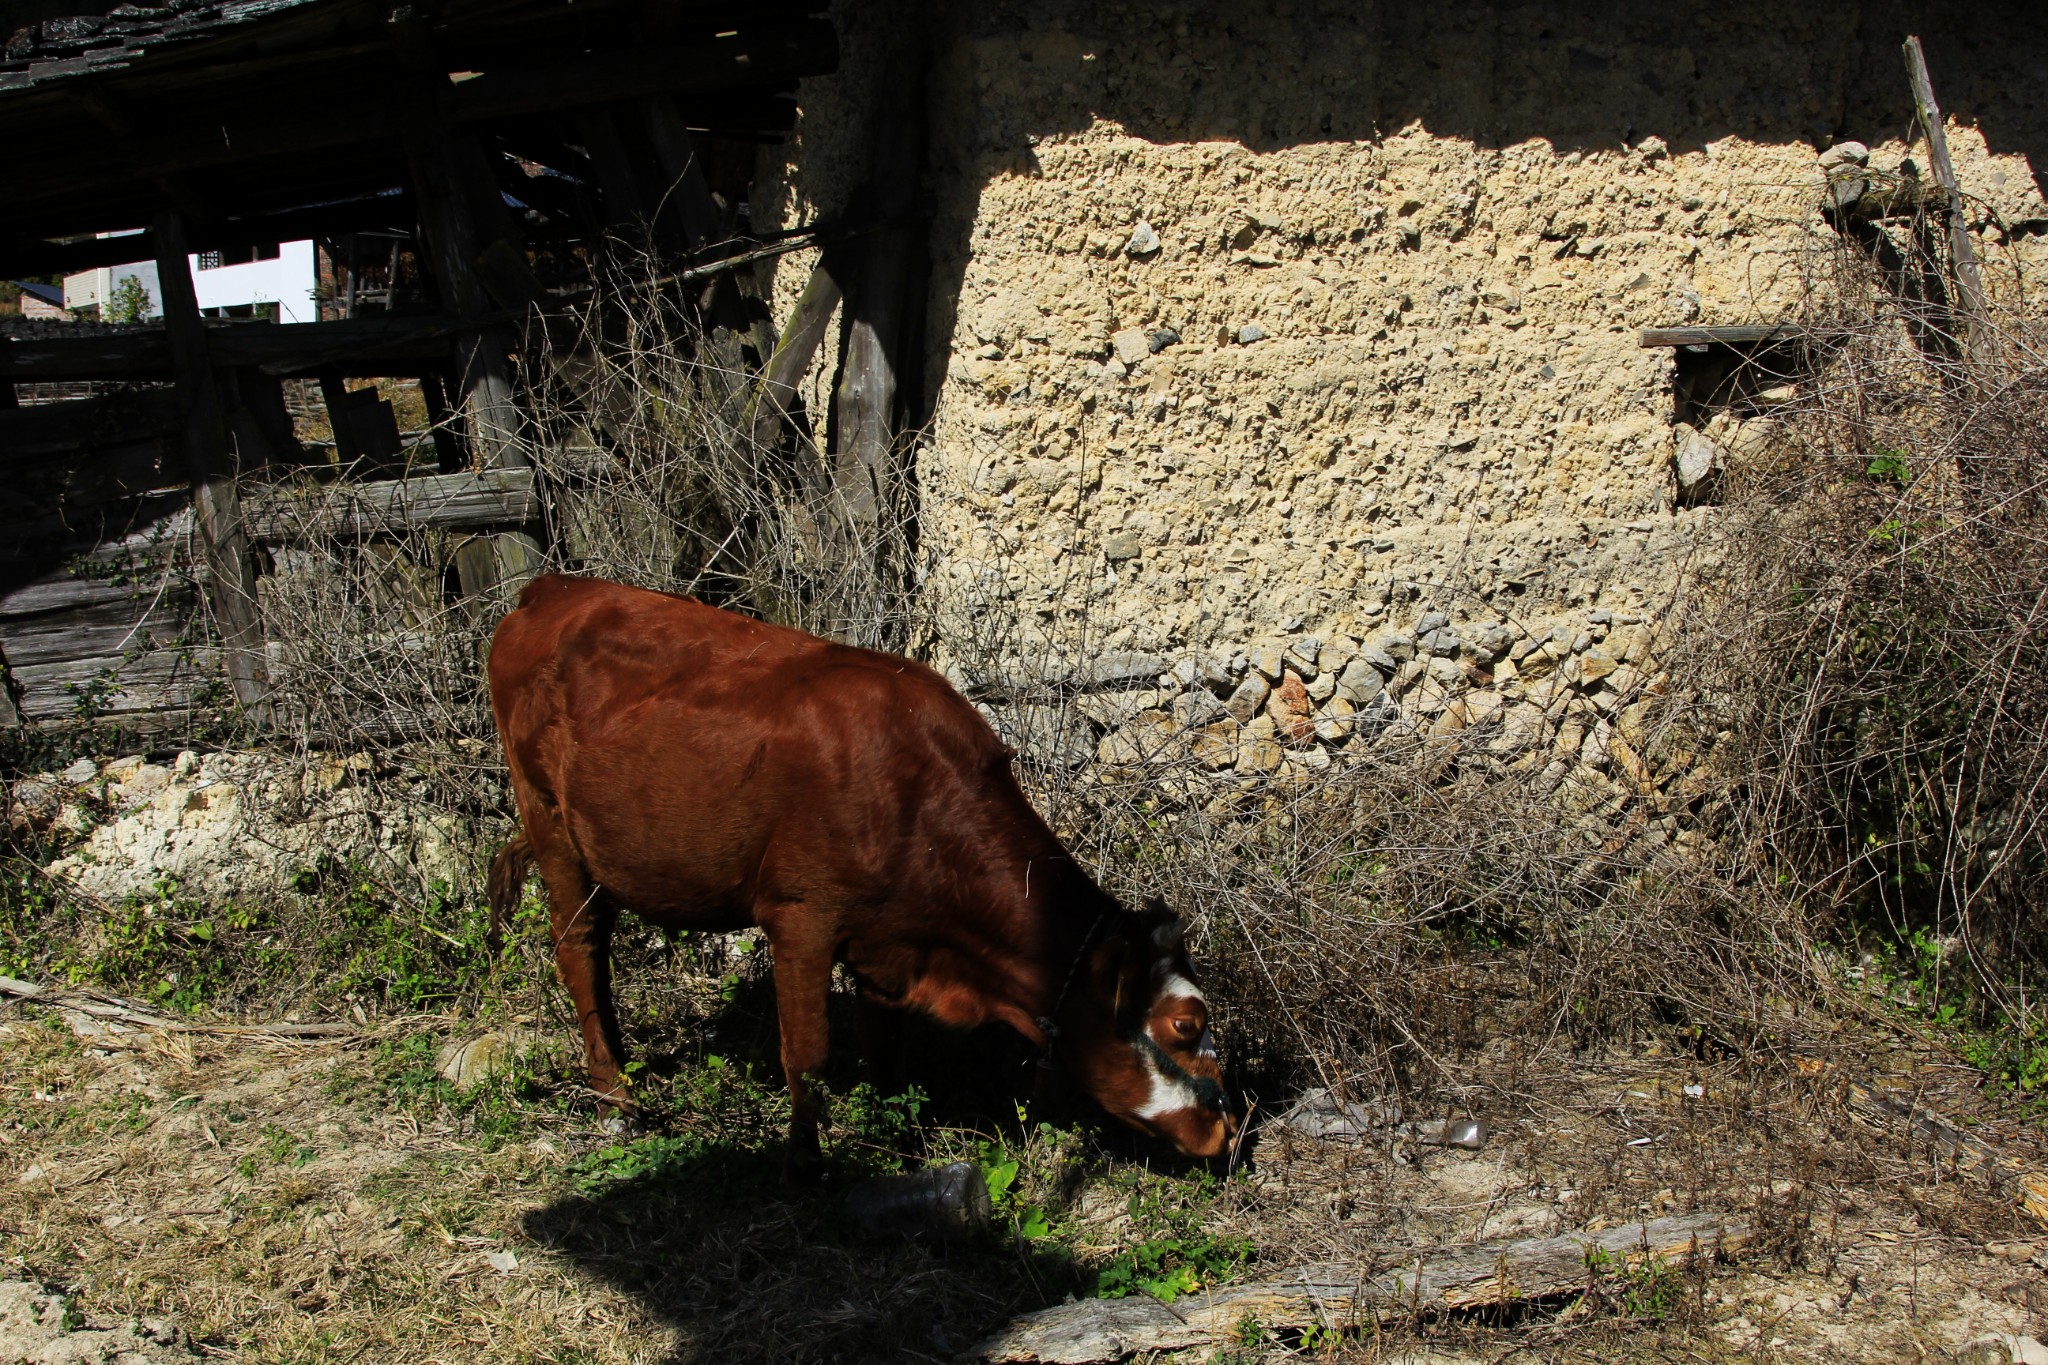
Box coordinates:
[486,832,535,957]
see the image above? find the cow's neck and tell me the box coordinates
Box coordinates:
[903,823,1121,1044]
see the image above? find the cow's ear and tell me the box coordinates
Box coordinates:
[1088,928,1141,995]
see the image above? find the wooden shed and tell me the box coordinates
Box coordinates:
[0,0,888,736]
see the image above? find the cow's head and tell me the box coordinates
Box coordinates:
[1059,903,1236,1159]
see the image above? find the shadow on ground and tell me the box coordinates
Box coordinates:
[519,972,1118,1363]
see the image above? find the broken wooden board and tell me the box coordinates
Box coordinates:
[1845,1081,2048,1227]
[242,468,538,542]
[967,1212,1751,1363]
[0,975,353,1038]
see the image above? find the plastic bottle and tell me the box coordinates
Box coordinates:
[844,1160,992,1240]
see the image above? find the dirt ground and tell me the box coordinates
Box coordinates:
[3,971,2044,1365]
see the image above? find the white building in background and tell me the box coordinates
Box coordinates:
[62,236,318,323]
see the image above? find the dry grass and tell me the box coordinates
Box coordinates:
[1696,202,2048,1032]
[5,972,2043,1364]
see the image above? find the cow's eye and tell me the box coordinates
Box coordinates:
[1170,1016,1202,1041]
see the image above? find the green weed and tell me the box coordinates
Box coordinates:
[1092,1170,1252,1302]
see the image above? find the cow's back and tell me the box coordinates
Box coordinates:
[489,575,1032,931]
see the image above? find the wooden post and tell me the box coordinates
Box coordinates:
[154,210,270,723]
[830,45,926,544]
[1903,36,1996,369]
[400,109,526,472]
[392,15,542,610]
[638,96,768,399]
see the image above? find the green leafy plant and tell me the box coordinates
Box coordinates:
[1864,449,1910,486]
[1092,1171,1251,1302]
[104,274,151,324]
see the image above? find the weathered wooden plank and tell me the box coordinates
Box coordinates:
[0,493,193,577]
[11,647,220,724]
[827,36,926,602]
[1639,325,1803,348]
[751,254,845,447]
[395,64,524,474]
[0,592,196,667]
[4,30,828,224]
[969,1213,1753,1363]
[0,190,415,279]
[0,575,183,620]
[241,468,538,542]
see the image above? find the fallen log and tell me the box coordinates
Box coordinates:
[0,975,354,1039]
[1845,1081,2048,1226]
[967,1212,1751,1364]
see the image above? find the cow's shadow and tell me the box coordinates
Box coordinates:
[518,972,1182,1363]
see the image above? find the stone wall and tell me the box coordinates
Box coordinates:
[756,0,2048,788]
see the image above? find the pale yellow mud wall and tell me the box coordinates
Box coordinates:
[759,1,2048,780]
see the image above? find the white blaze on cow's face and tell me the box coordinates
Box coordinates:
[1075,914,1234,1158]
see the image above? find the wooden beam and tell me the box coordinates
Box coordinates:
[0,315,461,383]
[572,106,650,246]
[152,209,269,724]
[1903,36,1997,370]
[969,1213,1753,1363]
[641,96,725,250]
[417,370,466,473]
[393,19,543,612]
[0,191,414,279]
[644,94,777,366]
[242,468,538,541]
[318,371,362,465]
[1638,325,1803,349]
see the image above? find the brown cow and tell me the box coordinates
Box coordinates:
[485,574,1234,1175]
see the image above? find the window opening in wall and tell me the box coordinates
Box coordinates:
[1643,325,1829,507]
[197,244,281,270]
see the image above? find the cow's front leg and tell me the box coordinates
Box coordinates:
[765,916,835,1183]
[538,855,629,1111]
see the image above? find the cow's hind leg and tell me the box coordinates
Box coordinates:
[762,909,835,1183]
[530,823,630,1111]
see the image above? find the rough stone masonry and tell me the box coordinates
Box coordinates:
[755,0,2048,798]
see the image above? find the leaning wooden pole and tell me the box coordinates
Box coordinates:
[1902,36,1996,371]
[154,210,271,726]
